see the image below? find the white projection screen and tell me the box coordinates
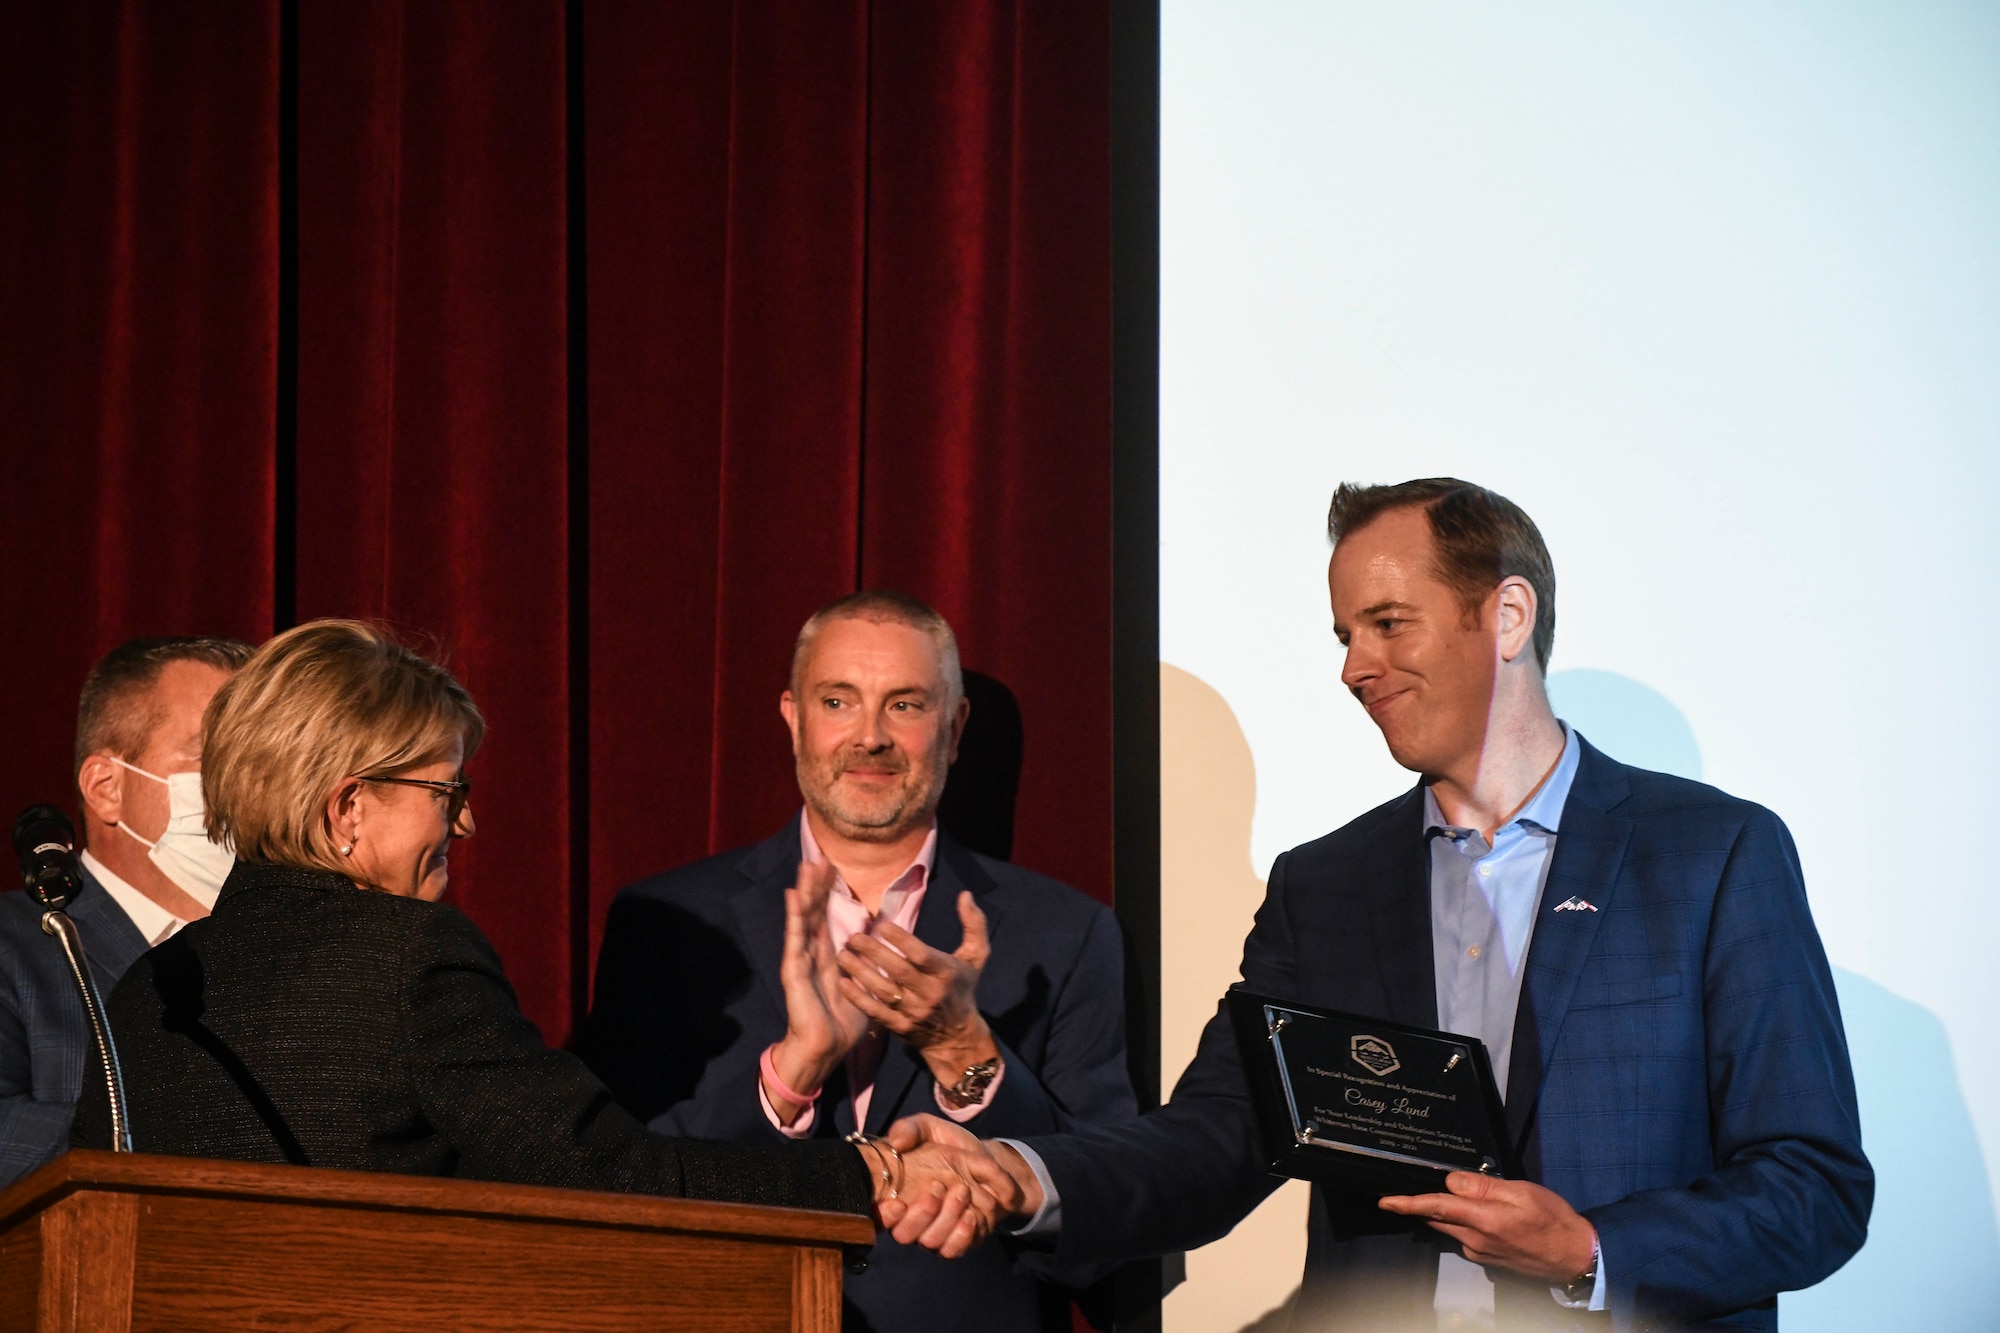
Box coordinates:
[1157,5,2000,1330]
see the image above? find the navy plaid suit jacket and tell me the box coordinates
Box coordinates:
[0,866,148,1187]
[1026,736,1872,1331]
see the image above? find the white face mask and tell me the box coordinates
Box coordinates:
[111,758,234,909]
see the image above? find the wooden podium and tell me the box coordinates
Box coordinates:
[0,1150,874,1332]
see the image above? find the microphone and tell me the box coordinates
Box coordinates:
[13,803,85,910]
[11,802,133,1152]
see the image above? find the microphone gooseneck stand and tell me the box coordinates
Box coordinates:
[13,803,134,1152]
[40,907,133,1153]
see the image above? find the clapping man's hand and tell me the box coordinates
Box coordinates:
[839,892,999,1099]
[764,861,872,1125]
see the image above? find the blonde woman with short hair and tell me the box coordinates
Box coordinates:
[71,621,995,1246]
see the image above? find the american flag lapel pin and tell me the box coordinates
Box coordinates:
[1553,896,1598,913]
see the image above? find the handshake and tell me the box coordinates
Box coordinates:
[853,1114,1049,1258]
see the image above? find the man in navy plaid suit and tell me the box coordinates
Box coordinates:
[0,636,249,1186]
[902,480,1871,1330]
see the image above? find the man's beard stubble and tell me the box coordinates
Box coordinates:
[800,745,950,842]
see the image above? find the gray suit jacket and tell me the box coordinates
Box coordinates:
[0,866,148,1186]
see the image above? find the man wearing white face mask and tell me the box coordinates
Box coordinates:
[0,636,251,1185]
[93,755,240,929]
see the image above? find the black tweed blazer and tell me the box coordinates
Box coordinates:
[72,861,869,1216]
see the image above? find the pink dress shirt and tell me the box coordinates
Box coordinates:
[759,815,1004,1135]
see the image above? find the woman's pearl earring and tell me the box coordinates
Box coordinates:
[340,843,354,856]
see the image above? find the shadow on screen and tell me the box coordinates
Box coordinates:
[1784,968,2000,1331]
[1160,664,1305,1329]
[1549,666,2000,1329]
[1546,668,1702,780]
[937,669,1023,862]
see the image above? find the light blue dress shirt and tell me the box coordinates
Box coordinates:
[1425,723,1580,1097]
[1427,724,1604,1318]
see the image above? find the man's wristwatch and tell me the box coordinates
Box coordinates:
[1561,1248,1599,1305]
[939,1058,1001,1109]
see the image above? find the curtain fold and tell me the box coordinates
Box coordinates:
[294,0,577,1039]
[862,1,1115,900]
[3,0,1114,1046]
[583,0,873,972]
[0,0,278,835]
[581,1,734,944]
[703,2,872,856]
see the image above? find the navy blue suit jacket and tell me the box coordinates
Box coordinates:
[1027,738,1871,1332]
[0,868,149,1186]
[581,819,1137,1333]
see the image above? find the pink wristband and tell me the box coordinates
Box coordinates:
[760,1044,822,1107]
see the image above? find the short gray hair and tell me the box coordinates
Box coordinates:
[790,590,963,702]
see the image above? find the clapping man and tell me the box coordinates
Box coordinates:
[584,590,1134,1332]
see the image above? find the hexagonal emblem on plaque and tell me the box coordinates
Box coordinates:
[1350,1034,1400,1077]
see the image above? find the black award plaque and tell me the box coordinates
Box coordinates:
[1227,989,1518,1197]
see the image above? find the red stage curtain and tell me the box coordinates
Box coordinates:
[3,1,1113,1049]
[585,0,1115,968]
[583,1,872,960]
[293,0,578,1040]
[860,2,1114,902]
[0,1,278,833]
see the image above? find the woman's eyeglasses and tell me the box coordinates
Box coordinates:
[359,775,472,822]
